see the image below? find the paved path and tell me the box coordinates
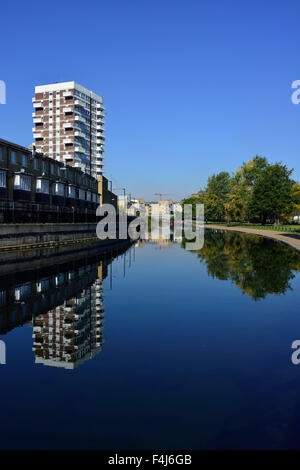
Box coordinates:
[205,224,300,253]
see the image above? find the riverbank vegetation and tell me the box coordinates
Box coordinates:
[182,156,300,229]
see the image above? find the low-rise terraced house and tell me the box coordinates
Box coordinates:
[0,137,100,223]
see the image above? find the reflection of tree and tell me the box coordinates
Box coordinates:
[182,230,300,301]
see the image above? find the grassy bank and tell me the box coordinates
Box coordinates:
[205,221,300,233]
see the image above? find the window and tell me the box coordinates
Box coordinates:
[67,185,76,198]
[42,161,46,172]
[33,158,38,170]
[14,175,31,191]
[50,163,55,174]
[54,183,64,195]
[36,178,49,194]
[22,154,27,167]
[0,170,6,188]
[0,148,2,160]
[11,151,17,164]
[79,189,85,200]
[36,279,49,293]
[86,191,91,201]
[14,283,31,301]
[0,290,6,306]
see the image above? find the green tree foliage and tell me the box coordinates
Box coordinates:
[239,156,268,186]
[182,156,298,224]
[205,171,231,221]
[224,173,248,222]
[249,163,295,224]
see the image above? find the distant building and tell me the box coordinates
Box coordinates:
[150,200,174,216]
[32,81,105,179]
[127,198,146,216]
[117,195,128,213]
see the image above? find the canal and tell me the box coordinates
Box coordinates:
[0,230,300,449]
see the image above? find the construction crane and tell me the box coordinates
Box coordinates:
[154,193,176,201]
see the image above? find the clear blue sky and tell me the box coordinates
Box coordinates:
[1,0,300,201]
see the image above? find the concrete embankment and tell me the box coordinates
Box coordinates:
[0,223,109,251]
[204,224,300,253]
[0,238,132,278]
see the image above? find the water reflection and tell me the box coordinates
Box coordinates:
[137,228,180,248]
[32,266,106,369]
[138,228,300,301]
[183,230,300,300]
[0,242,133,369]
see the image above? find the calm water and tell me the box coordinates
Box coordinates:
[1,231,300,449]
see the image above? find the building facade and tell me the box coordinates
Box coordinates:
[150,200,174,216]
[32,81,105,179]
[0,137,99,223]
[98,176,118,212]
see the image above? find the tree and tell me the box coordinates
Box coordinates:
[249,163,295,224]
[181,190,206,218]
[205,171,232,221]
[291,183,300,218]
[238,156,268,187]
[224,172,248,222]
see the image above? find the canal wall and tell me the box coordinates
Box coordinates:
[0,223,99,250]
[0,238,132,283]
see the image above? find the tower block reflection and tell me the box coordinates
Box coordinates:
[33,261,108,370]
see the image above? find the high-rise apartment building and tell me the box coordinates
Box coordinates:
[32,81,105,179]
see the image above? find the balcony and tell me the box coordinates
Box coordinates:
[74,115,86,124]
[34,133,43,139]
[64,107,73,114]
[63,121,73,129]
[74,131,86,139]
[96,117,105,124]
[34,117,43,124]
[64,138,73,145]
[63,91,74,98]
[33,102,43,109]
[96,102,105,110]
[74,99,84,107]
[74,145,87,154]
